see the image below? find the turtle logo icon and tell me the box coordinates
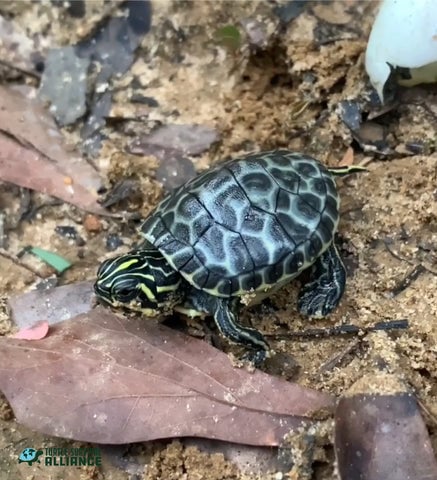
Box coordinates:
[18,448,44,466]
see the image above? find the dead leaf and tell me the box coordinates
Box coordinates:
[0,86,107,214]
[335,392,437,480]
[78,0,152,154]
[0,308,335,446]
[128,124,218,191]
[354,121,389,153]
[39,46,90,126]
[12,321,49,340]
[339,147,354,166]
[130,124,220,157]
[8,281,95,330]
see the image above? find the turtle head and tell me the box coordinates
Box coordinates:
[94,249,182,317]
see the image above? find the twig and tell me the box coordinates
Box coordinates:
[389,264,426,297]
[0,58,40,79]
[383,239,415,266]
[383,239,437,277]
[267,319,409,340]
[317,338,361,375]
[0,214,4,249]
[0,249,43,278]
[416,397,437,427]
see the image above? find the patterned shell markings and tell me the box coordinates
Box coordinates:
[142,150,340,297]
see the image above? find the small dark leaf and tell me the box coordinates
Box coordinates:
[155,151,196,191]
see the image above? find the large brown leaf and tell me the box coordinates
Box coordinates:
[0,308,335,446]
[0,85,107,214]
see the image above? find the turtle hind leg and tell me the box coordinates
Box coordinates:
[298,243,346,318]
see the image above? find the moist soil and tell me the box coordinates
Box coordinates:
[0,1,436,479]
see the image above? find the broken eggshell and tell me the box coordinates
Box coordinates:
[365,0,437,103]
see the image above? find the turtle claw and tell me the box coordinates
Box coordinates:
[241,348,267,367]
[298,243,346,318]
[298,282,336,318]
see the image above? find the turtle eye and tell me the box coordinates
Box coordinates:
[112,276,143,303]
[113,286,138,302]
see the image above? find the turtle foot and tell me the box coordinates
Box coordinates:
[298,280,340,318]
[298,243,346,318]
[240,348,267,367]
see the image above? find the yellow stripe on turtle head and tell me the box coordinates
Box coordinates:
[98,258,139,283]
[156,281,180,293]
[140,283,156,302]
[114,258,140,272]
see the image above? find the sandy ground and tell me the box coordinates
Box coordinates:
[0,1,436,479]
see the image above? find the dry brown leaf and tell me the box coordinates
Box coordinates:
[0,85,107,214]
[0,308,335,446]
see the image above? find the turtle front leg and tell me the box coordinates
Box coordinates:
[188,289,270,364]
[213,298,270,364]
[298,243,346,318]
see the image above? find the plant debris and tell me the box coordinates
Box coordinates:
[12,321,49,341]
[1,2,437,478]
[26,246,71,274]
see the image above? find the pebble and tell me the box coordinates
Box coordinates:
[55,225,78,240]
[83,214,102,233]
[106,233,124,251]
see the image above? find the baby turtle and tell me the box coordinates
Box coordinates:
[95,150,365,364]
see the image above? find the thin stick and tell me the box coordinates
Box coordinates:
[0,58,40,79]
[383,240,415,266]
[317,339,361,375]
[0,249,42,278]
[0,214,4,249]
[416,397,437,427]
[389,264,426,297]
[266,319,409,340]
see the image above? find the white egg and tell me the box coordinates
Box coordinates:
[365,0,437,103]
